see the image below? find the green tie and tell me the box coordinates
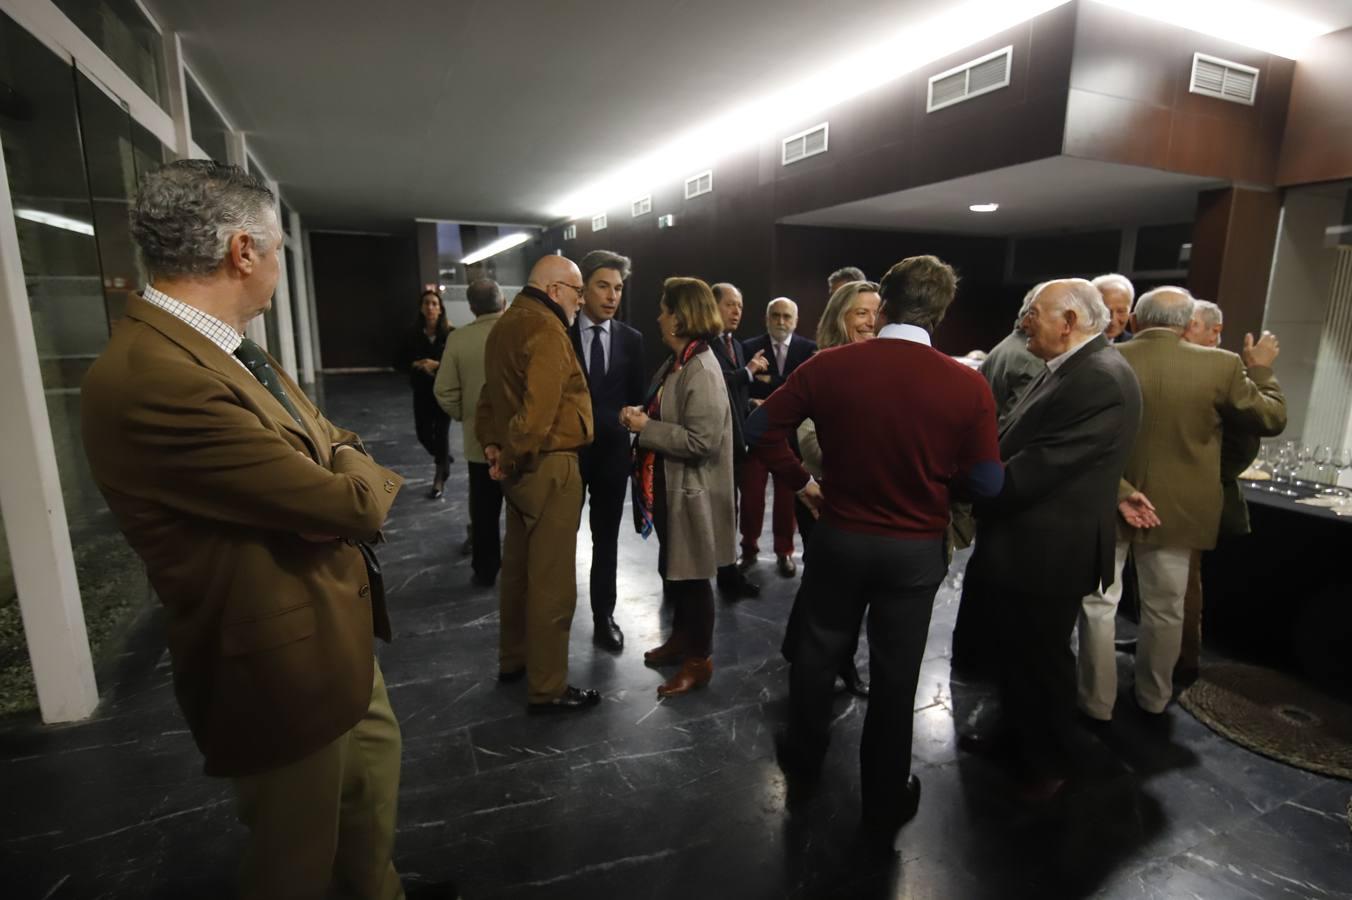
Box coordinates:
[234,337,305,429]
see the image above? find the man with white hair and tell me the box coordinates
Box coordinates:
[1077,287,1286,723]
[1184,299,1224,348]
[1092,273,1136,342]
[741,298,817,577]
[961,278,1144,800]
[980,283,1048,423]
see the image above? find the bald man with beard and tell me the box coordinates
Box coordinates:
[476,255,601,713]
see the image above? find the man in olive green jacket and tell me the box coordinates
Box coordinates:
[435,278,505,585]
[475,255,599,713]
[1078,287,1286,720]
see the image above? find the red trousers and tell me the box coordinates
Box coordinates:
[740,453,797,557]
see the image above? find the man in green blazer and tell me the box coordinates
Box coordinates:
[1077,287,1286,721]
[82,161,408,898]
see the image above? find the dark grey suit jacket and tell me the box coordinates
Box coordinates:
[980,328,1045,424]
[968,335,1142,598]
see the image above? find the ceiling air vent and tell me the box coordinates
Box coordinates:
[782,122,829,166]
[591,214,607,232]
[563,224,576,240]
[684,169,713,200]
[1189,53,1259,105]
[632,195,652,217]
[927,45,1013,113]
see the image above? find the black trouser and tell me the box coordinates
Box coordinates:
[412,386,451,479]
[788,521,945,820]
[716,455,747,590]
[580,437,630,623]
[998,588,1083,780]
[781,502,860,672]
[468,461,503,581]
[654,457,715,657]
[951,571,1001,676]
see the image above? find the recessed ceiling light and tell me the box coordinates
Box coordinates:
[969,203,1000,213]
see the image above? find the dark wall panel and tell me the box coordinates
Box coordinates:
[310,231,420,370]
[1064,1,1294,185]
[1278,27,1352,186]
[1187,187,1282,350]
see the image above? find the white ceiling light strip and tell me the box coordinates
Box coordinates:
[548,0,1335,221]
[14,208,95,236]
[1092,0,1330,60]
[461,232,531,265]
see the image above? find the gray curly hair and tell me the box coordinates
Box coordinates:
[129,160,278,279]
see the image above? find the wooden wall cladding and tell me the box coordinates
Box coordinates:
[1278,27,1352,187]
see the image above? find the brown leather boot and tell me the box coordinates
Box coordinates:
[657,657,713,697]
[644,636,685,667]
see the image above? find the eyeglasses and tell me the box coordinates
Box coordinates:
[551,281,585,297]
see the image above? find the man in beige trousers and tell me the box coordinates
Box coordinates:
[1077,287,1286,720]
[475,255,601,713]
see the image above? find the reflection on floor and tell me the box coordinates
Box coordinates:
[2,374,1348,899]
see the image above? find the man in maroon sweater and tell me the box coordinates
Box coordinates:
[746,255,1003,847]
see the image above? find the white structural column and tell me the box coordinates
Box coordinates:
[267,182,298,379]
[0,146,99,723]
[289,211,316,384]
[162,31,193,159]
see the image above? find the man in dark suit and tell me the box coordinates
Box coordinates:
[82,161,410,897]
[570,250,646,652]
[962,278,1146,802]
[741,298,817,577]
[709,283,769,599]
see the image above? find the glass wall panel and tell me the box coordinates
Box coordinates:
[185,73,228,164]
[0,11,149,712]
[52,0,169,111]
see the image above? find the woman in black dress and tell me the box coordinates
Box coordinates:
[405,289,454,498]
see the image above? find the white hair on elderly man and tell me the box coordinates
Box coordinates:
[1192,299,1223,328]
[1033,278,1112,334]
[1135,286,1196,330]
[1092,273,1136,305]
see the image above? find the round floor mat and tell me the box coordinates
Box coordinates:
[1178,663,1352,781]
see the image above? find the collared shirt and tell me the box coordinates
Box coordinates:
[876,323,933,346]
[771,336,792,374]
[142,285,249,373]
[577,309,611,375]
[1046,333,1097,373]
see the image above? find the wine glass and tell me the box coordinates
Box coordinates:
[1329,448,1352,501]
[1313,445,1333,485]
[1295,445,1313,488]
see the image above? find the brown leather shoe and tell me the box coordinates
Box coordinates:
[644,636,685,667]
[657,657,713,697]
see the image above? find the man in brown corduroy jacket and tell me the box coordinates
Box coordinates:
[476,254,599,713]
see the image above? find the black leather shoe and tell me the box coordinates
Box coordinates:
[1115,637,1138,654]
[861,774,921,834]
[717,571,761,600]
[840,664,870,699]
[774,733,824,782]
[459,537,473,557]
[426,484,444,500]
[528,685,601,713]
[593,617,624,652]
[403,876,461,899]
[738,551,757,572]
[497,667,525,683]
[776,554,797,578]
[957,730,1017,760]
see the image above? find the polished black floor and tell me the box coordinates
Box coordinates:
[2,373,1348,899]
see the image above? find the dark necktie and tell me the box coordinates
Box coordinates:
[725,334,736,362]
[234,336,305,429]
[589,324,605,383]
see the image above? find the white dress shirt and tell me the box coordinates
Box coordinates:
[142,285,249,373]
[1046,333,1097,373]
[876,323,933,346]
[577,310,611,375]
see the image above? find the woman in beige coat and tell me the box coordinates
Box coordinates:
[621,277,737,697]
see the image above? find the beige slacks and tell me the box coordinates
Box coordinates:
[499,452,584,703]
[233,660,403,900]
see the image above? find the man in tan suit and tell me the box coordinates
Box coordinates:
[82,161,410,899]
[434,278,505,587]
[1077,287,1286,721]
[475,255,600,713]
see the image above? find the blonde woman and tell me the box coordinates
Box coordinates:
[621,278,737,697]
[784,279,880,698]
